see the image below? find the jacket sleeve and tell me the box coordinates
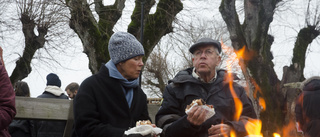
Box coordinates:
[226,86,257,137]
[73,80,125,137]
[0,62,16,130]
[156,84,200,137]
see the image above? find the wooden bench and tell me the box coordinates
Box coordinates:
[14,96,161,137]
[14,96,74,137]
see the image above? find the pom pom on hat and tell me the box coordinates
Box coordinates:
[46,73,61,87]
[108,32,145,64]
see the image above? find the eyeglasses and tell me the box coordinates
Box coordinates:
[193,49,216,57]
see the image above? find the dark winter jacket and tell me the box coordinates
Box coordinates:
[295,76,320,137]
[156,68,257,137]
[9,119,32,137]
[33,86,69,137]
[0,61,16,137]
[72,65,150,137]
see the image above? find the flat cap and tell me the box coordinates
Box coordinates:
[189,38,221,54]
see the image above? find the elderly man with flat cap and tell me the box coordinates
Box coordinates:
[156,38,257,137]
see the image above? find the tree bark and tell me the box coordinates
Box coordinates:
[66,0,183,74]
[220,0,320,136]
[10,13,47,85]
[220,0,284,136]
[281,25,319,136]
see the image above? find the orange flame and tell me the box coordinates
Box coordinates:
[245,119,263,136]
[221,42,291,137]
[230,129,236,137]
[235,46,246,60]
[222,41,246,122]
[273,133,281,137]
[259,98,266,111]
[226,59,243,121]
[250,79,262,99]
[220,125,229,137]
[281,121,296,137]
[235,45,255,62]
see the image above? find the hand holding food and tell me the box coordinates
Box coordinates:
[185,99,215,121]
[124,120,162,136]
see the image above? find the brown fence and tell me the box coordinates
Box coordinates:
[14,97,161,137]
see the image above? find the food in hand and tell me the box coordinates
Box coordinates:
[185,99,213,111]
[136,120,152,126]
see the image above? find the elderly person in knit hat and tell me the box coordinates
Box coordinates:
[72,32,152,137]
[33,73,68,137]
[295,76,320,137]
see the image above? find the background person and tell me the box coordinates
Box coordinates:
[65,82,79,99]
[9,81,33,137]
[33,73,68,137]
[295,76,320,137]
[0,46,16,137]
[72,31,151,137]
[156,38,257,137]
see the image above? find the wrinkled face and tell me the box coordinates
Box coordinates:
[117,56,144,80]
[66,89,77,99]
[192,45,221,75]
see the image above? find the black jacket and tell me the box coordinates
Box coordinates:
[33,87,69,137]
[295,76,320,137]
[9,119,32,137]
[72,65,150,137]
[156,68,257,137]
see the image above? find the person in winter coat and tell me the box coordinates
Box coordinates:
[156,38,257,137]
[72,31,151,137]
[9,81,33,137]
[295,76,320,137]
[33,73,69,137]
[0,46,16,137]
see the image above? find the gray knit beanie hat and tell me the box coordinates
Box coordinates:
[108,32,145,64]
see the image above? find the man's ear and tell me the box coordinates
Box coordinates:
[192,57,196,67]
[217,56,222,66]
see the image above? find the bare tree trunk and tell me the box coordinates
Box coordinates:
[66,0,183,74]
[281,25,319,136]
[10,12,47,85]
[9,0,71,86]
[220,0,284,136]
[220,0,320,136]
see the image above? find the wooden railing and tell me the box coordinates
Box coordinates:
[14,97,161,137]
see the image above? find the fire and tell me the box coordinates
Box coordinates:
[259,98,266,111]
[235,46,245,59]
[220,124,229,137]
[250,79,262,99]
[221,42,299,137]
[226,59,243,121]
[273,133,281,137]
[281,121,296,137]
[230,130,236,137]
[245,119,263,136]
